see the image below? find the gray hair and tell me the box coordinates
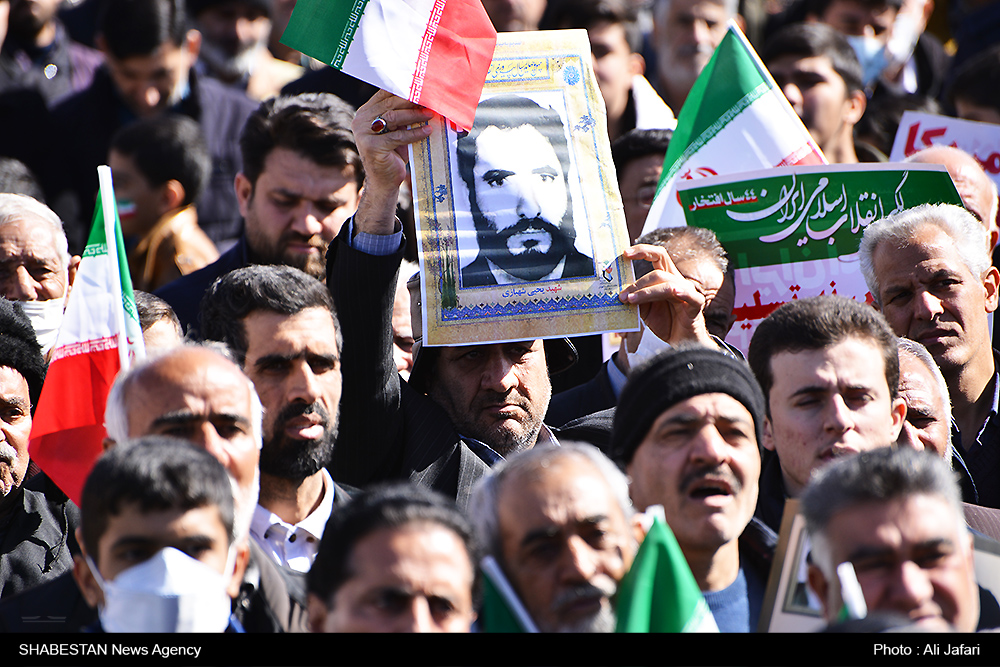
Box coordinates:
[859,203,990,306]
[636,226,728,275]
[105,341,263,450]
[0,193,70,268]
[801,447,965,574]
[468,442,635,563]
[898,337,952,454]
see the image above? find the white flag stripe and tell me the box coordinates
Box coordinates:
[340,0,436,100]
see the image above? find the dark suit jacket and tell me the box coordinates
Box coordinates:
[327,226,491,508]
[547,359,619,428]
[460,245,596,288]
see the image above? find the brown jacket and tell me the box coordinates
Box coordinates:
[129,205,220,292]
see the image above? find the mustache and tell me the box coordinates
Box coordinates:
[680,464,742,496]
[280,230,328,250]
[0,442,15,464]
[274,401,330,431]
[551,579,617,613]
[492,217,566,240]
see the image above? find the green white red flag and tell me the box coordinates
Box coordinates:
[280,0,497,130]
[28,166,144,505]
[616,513,719,632]
[641,22,827,236]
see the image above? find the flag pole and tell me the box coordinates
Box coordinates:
[97,166,130,370]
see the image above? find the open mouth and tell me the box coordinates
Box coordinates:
[687,477,734,499]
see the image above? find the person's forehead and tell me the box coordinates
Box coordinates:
[255,148,358,198]
[114,42,186,72]
[475,124,559,161]
[768,53,840,80]
[100,502,229,555]
[498,456,623,537]
[649,392,754,431]
[822,0,897,22]
[769,336,889,388]
[0,365,29,401]
[667,0,731,21]
[348,522,473,586]
[877,222,973,277]
[898,353,945,406]
[673,256,724,292]
[0,217,61,258]
[826,493,963,556]
[131,353,252,413]
[243,307,340,357]
[588,20,630,48]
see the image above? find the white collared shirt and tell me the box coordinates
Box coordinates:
[249,468,335,573]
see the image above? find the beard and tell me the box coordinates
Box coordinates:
[547,580,618,633]
[245,220,329,281]
[477,217,577,282]
[259,402,337,482]
[197,35,265,81]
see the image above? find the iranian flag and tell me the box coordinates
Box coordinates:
[280,0,497,130]
[29,166,145,505]
[641,22,827,236]
[616,513,719,633]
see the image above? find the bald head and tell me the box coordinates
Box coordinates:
[105,345,263,514]
[907,146,999,250]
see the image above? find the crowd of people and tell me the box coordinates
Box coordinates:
[0,0,999,639]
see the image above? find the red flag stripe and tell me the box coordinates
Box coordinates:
[29,346,120,504]
[415,0,496,131]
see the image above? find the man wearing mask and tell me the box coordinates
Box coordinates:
[72,437,250,633]
[0,193,78,358]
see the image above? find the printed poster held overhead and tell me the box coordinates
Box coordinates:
[409,30,638,346]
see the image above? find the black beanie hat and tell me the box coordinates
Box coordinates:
[610,346,765,467]
[0,298,46,411]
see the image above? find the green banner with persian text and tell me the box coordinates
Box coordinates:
[678,164,963,269]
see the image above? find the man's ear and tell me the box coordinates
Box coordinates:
[226,543,250,600]
[762,415,776,452]
[984,266,1000,314]
[66,255,81,293]
[845,88,867,126]
[807,564,835,622]
[159,179,186,215]
[234,172,253,220]
[72,528,104,609]
[889,396,907,439]
[101,436,116,452]
[306,593,329,633]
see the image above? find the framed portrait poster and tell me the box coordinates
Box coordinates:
[409,30,638,346]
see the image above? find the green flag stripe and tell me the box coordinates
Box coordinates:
[281,0,370,67]
[661,81,769,185]
[658,27,768,190]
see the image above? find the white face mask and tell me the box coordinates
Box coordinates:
[87,546,235,633]
[845,34,888,88]
[19,296,65,357]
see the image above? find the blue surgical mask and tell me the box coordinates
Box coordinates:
[845,34,888,88]
[87,546,235,633]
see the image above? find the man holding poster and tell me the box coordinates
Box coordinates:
[327,89,721,506]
